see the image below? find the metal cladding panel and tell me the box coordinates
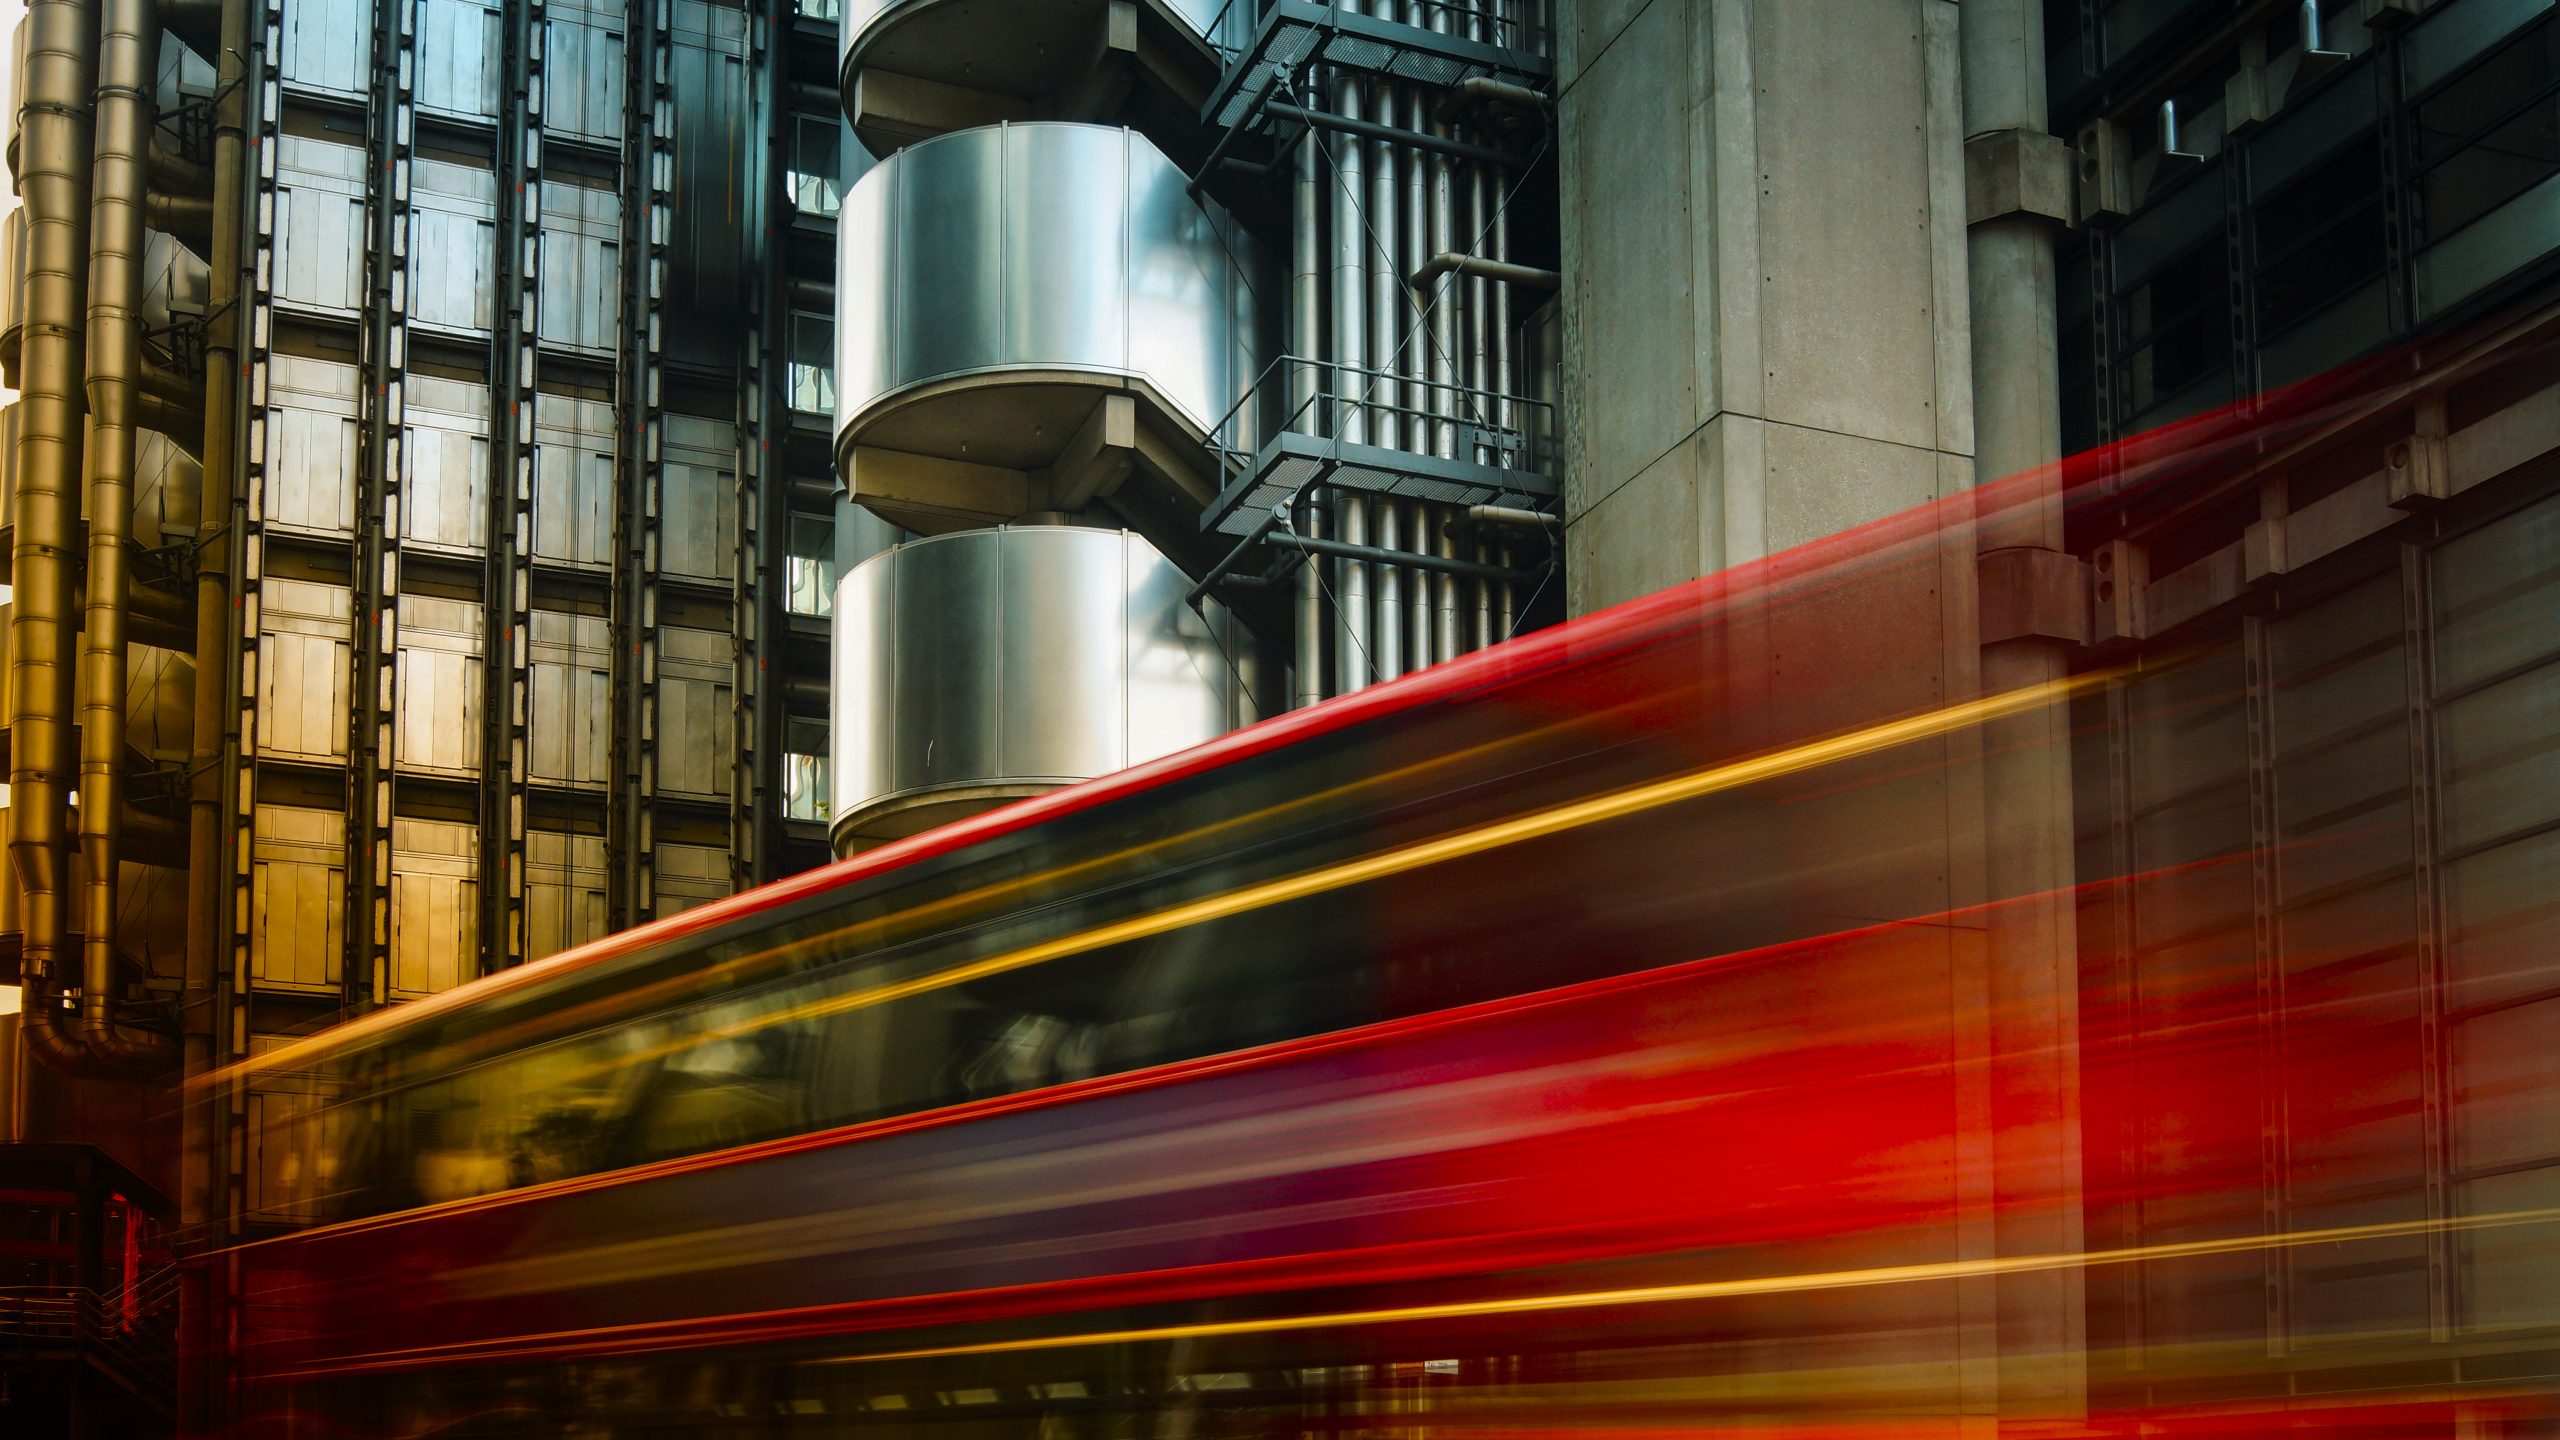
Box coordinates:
[407,375,493,554]
[998,527,1129,781]
[266,355,361,537]
[833,547,899,824]
[137,429,201,553]
[391,818,481,997]
[395,596,485,777]
[891,529,1003,793]
[257,578,354,763]
[830,527,1269,840]
[666,2,750,363]
[658,626,737,801]
[662,415,739,584]
[417,0,502,123]
[838,123,1274,442]
[278,0,370,98]
[1005,124,1129,375]
[833,159,896,437]
[245,1038,340,1223]
[1126,533,1257,759]
[248,804,346,992]
[537,181,623,358]
[532,393,617,568]
[274,138,368,317]
[895,127,1007,383]
[652,842,731,917]
[411,158,500,337]
[546,1,627,145]
[527,611,612,786]
[525,829,609,962]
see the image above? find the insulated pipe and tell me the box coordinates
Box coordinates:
[1401,6,1434,671]
[1424,0,1464,663]
[1290,106,1326,708]
[1329,22,1370,693]
[12,0,100,1074]
[1372,494,1402,680]
[79,0,174,1072]
[1409,251,1559,292]
[1366,57,1403,683]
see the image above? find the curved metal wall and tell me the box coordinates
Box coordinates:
[830,525,1272,853]
[834,121,1272,446]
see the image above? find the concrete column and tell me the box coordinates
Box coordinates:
[1558,0,2086,1419]
[1961,0,2088,1419]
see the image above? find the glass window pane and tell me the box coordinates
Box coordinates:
[2436,660,2560,852]
[2452,995,2560,1172]
[2444,826,2560,1010]
[2432,491,2560,692]
[2455,1164,2560,1334]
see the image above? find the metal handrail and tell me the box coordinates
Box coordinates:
[1202,352,1553,473]
[0,1281,180,1403]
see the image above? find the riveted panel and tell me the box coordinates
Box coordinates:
[273,137,368,317]
[266,355,361,537]
[532,392,617,568]
[416,0,502,123]
[537,180,622,356]
[528,610,612,785]
[652,841,731,917]
[526,829,609,962]
[546,0,627,144]
[390,818,481,997]
[395,596,485,777]
[662,415,738,584]
[406,375,492,554]
[249,804,346,992]
[411,157,499,337]
[658,626,736,800]
[256,578,353,763]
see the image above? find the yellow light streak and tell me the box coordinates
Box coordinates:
[197,681,1651,1094]
[810,1204,2560,1367]
[532,670,2114,1097]
[211,668,2108,1098]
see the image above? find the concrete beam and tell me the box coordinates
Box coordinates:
[847,445,1032,535]
[1047,393,1138,510]
[1964,128,2072,228]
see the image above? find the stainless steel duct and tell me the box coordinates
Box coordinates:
[76,0,172,1070]
[10,0,97,1072]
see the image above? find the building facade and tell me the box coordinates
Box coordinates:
[0,0,853,1240]
[0,0,2551,1430]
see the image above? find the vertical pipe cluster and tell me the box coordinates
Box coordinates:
[12,0,217,1076]
[1288,0,1546,706]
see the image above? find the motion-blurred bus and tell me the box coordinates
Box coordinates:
[203,356,2560,1439]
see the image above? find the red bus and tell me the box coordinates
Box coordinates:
[204,363,2560,1438]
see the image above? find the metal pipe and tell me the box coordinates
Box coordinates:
[1290,104,1326,709]
[1462,502,1561,532]
[12,0,99,1073]
[78,0,173,1072]
[1410,250,1558,293]
[1293,492,1325,707]
[1263,101,1526,169]
[1286,530,1543,585]
[1440,75,1552,115]
[1329,30,1371,693]
[1372,493,1403,679]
